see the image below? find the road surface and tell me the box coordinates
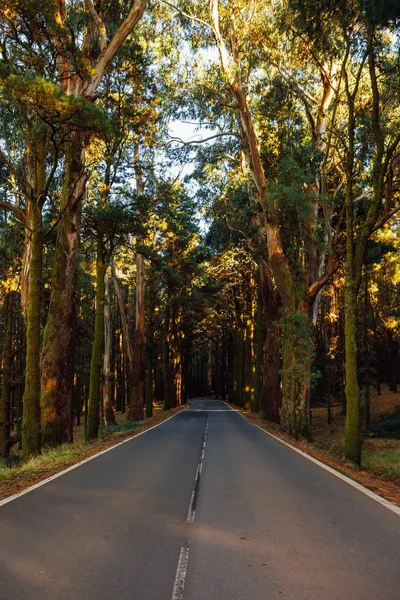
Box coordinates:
[0,399,399,599]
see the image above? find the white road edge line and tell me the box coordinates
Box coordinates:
[171,542,190,600]
[223,401,400,517]
[0,408,187,508]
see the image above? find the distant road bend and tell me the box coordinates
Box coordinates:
[0,399,399,600]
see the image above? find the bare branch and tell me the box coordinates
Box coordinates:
[160,0,212,30]
[276,65,318,106]
[90,0,147,95]
[164,132,240,146]
[0,199,26,225]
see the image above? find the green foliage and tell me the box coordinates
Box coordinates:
[0,71,111,136]
[99,421,140,436]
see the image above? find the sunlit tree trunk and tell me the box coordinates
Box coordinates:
[41,0,147,445]
[41,132,85,446]
[22,201,44,458]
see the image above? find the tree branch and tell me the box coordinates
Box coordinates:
[91,0,147,94]
[85,0,107,50]
[0,199,26,225]
[160,0,212,30]
[164,132,240,146]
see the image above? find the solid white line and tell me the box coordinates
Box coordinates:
[0,408,187,508]
[171,542,190,600]
[232,408,400,517]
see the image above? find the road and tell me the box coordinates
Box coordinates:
[0,399,399,600]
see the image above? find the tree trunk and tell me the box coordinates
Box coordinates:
[145,266,156,418]
[86,235,106,440]
[112,259,134,372]
[128,253,146,421]
[103,270,116,426]
[22,205,43,458]
[163,297,172,410]
[259,264,281,423]
[0,292,14,458]
[280,302,313,441]
[41,133,85,446]
[344,282,361,465]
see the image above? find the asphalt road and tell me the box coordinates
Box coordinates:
[0,399,399,600]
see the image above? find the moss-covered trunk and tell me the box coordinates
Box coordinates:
[280,302,313,441]
[41,132,85,446]
[22,205,43,458]
[86,235,106,440]
[0,292,13,458]
[343,281,361,464]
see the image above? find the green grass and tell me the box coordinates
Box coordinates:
[362,449,400,478]
[99,421,140,436]
[0,442,85,483]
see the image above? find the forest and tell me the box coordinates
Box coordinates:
[0,0,399,480]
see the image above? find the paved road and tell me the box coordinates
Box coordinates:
[0,400,399,600]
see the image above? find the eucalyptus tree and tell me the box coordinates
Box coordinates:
[0,4,84,455]
[39,0,147,447]
[163,0,400,451]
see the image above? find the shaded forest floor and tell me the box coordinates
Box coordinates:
[241,385,400,507]
[0,405,185,502]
